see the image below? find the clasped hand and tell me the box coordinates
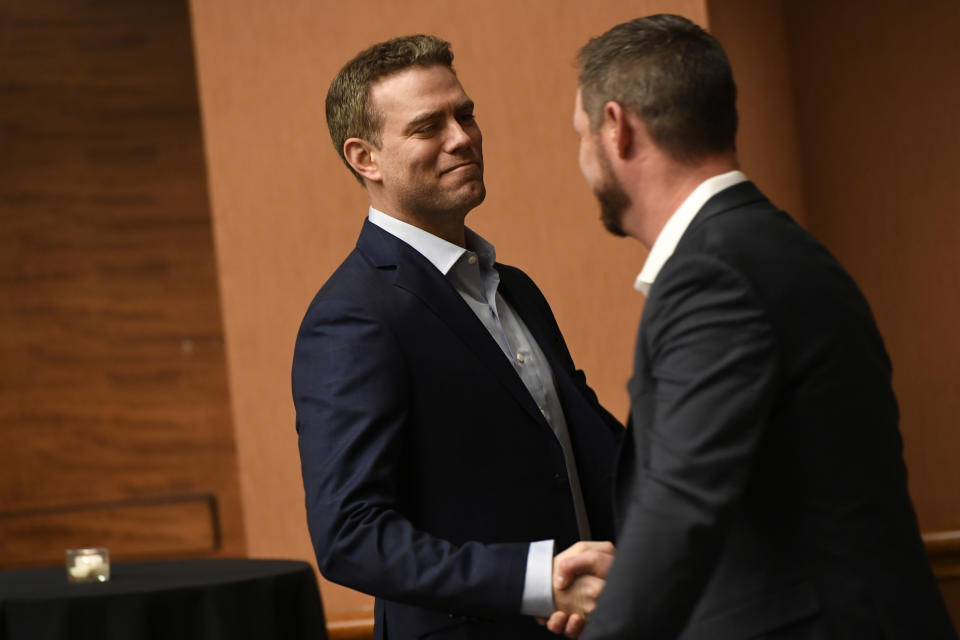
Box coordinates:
[538,540,615,638]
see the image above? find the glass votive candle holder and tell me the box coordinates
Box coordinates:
[66,547,110,583]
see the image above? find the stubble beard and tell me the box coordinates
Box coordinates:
[594,149,630,238]
[414,156,486,219]
[409,176,486,220]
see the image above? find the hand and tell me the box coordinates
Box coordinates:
[554,540,615,590]
[542,541,615,637]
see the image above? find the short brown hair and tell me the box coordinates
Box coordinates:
[326,35,454,184]
[577,14,737,163]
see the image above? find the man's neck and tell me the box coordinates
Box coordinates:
[635,154,739,249]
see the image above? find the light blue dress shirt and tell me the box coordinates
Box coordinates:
[368,207,589,617]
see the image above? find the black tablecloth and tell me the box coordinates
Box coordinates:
[0,558,327,640]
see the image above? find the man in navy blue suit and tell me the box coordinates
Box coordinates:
[292,35,622,640]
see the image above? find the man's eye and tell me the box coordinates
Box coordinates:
[415,124,437,135]
[458,113,476,123]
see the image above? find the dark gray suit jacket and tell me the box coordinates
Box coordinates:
[584,182,955,639]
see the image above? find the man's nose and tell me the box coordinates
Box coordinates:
[444,119,474,152]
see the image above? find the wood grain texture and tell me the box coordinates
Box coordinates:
[925,530,960,579]
[0,0,245,566]
[0,496,219,568]
[326,615,375,640]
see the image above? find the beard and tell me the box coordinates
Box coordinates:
[397,176,486,221]
[593,149,630,238]
[391,155,486,220]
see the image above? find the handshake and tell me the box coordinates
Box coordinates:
[539,540,615,638]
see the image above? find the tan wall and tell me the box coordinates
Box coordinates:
[189,0,709,621]
[708,0,806,225]
[785,0,960,529]
[783,0,960,623]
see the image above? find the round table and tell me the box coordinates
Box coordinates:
[0,558,327,640]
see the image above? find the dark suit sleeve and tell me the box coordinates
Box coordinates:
[585,254,779,639]
[293,296,528,617]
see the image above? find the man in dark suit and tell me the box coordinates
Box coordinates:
[292,35,622,639]
[551,13,957,640]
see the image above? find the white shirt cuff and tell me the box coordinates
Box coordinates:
[520,539,555,617]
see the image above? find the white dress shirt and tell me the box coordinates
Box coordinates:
[368,207,587,617]
[635,170,748,295]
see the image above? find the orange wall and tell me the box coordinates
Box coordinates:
[785,0,960,533]
[783,0,960,623]
[189,0,709,618]
[708,0,806,225]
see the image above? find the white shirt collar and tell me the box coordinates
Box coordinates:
[367,207,495,275]
[634,170,747,295]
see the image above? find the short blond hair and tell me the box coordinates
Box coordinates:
[326,35,454,184]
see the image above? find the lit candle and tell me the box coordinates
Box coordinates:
[66,548,110,582]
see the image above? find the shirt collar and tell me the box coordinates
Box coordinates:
[367,206,496,275]
[634,170,747,295]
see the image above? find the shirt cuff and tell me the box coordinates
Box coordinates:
[520,539,555,617]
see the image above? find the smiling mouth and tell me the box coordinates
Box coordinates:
[441,161,480,175]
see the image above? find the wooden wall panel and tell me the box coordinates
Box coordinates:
[0,496,219,568]
[0,0,245,565]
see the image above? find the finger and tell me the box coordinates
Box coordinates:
[565,613,586,638]
[556,550,614,588]
[580,575,605,615]
[555,553,593,589]
[546,611,569,635]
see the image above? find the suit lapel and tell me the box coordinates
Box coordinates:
[356,220,550,428]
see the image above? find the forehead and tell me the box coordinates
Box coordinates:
[370,65,470,124]
[573,88,589,132]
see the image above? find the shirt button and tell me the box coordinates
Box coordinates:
[467,255,477,265]
[516,352,524,363]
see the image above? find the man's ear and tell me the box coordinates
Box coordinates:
[343,138,382,183]
[602,101,637,160]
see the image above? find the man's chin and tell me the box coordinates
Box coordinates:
[428,183,486,218]
[465,182,487,211]
[458,182,486,210]
[600,211,627,237]
[595,191,628,237]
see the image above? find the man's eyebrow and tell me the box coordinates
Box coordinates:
[404,110,443,132]
[403,100,475,132]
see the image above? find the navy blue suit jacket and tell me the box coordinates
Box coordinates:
[293,220,622,640]
[584,183,955,639]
